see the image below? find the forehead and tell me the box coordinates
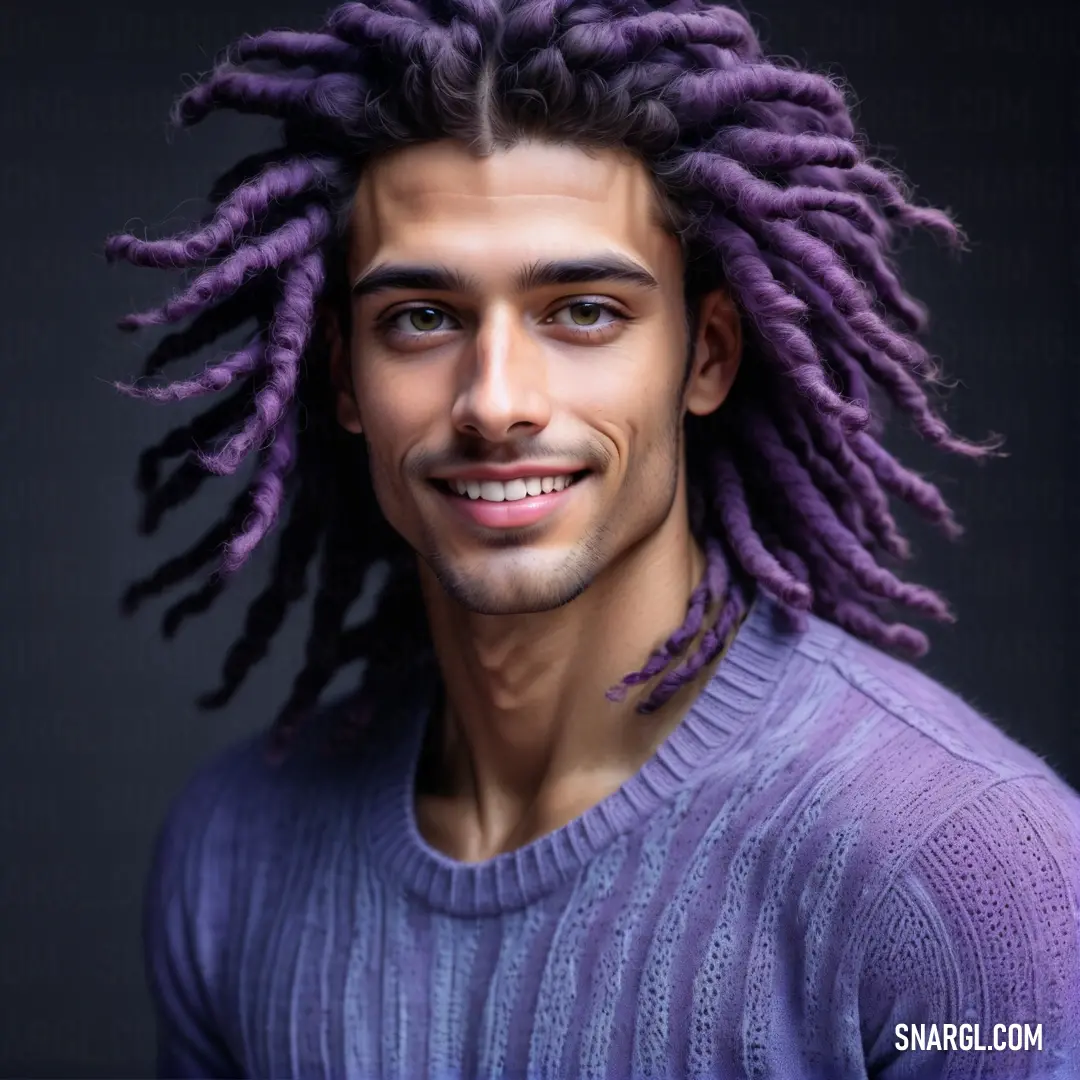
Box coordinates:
[347,139,679,281]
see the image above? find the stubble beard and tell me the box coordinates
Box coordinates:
[417,416,686,618]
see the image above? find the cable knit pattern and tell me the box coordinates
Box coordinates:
[145,593,1080,1078]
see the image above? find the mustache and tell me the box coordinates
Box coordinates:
[408,440,611,476]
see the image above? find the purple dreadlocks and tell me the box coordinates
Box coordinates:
[108,0,999,752]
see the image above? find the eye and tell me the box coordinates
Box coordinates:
[547,301,624,332]
[388,306,455,335]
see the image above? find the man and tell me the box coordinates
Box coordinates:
[109,0,1080,1076]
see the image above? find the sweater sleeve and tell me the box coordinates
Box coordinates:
[859,776,1080,1079]
[143,768,244,1080]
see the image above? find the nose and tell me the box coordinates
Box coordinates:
[449,304,552,442]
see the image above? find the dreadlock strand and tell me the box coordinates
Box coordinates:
[710,452,813,608]
[197,250,324,482]
[737,408,952,620]
[114,336,265,402]
[640,580,748,712]
[667,63,852,135]
[706,216,868,426]
[172,70,366,129]
[231,30,363,69]
[119,205,332,330]
[105,158,336,270]
[685,152,880,235]
[606,537,727,701]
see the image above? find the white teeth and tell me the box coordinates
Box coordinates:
[449,474,579,501]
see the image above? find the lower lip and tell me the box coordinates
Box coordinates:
[433,477,586,530]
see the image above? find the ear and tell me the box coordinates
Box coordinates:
[684,287,742,418]
[323,301,364,435]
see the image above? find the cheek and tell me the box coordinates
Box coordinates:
[352,368,426,509]
[554,347,682,456]
[359,435,399,525]
[356,355,449,446]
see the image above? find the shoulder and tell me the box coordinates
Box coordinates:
[742,614,1080,1068]
[142,700,384,1036]
[726,604,1080,918]
[148,697,382,890]
[144,728,276,947]
[792,615,1080,981]
[141,729,275,1076]
[771,608,1078,803]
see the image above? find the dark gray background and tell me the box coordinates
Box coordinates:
[2,0,1077,1075]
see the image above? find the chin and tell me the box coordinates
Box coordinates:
[427,552,596,616]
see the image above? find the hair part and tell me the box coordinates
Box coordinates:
[107,0,1001,756]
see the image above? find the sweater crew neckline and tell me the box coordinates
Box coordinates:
[365,590,799,916]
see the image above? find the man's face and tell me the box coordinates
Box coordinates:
[331,139,736,615]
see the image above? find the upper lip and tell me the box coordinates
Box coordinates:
[430,463,589,482]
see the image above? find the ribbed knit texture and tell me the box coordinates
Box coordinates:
[145,592,1080,1078]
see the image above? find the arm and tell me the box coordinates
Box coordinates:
[859,776,1080,1079]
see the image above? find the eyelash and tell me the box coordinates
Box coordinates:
[375,299,630,343]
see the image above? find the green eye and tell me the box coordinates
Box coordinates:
[408,308,444,331]
[569,303,603,326]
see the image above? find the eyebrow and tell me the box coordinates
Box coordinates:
[350,254,660,299]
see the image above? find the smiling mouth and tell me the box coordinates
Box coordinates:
[430,470,591,501]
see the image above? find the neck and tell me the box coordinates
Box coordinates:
[413,506,732,862]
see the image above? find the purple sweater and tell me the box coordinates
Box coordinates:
[145,592,1080,1078]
